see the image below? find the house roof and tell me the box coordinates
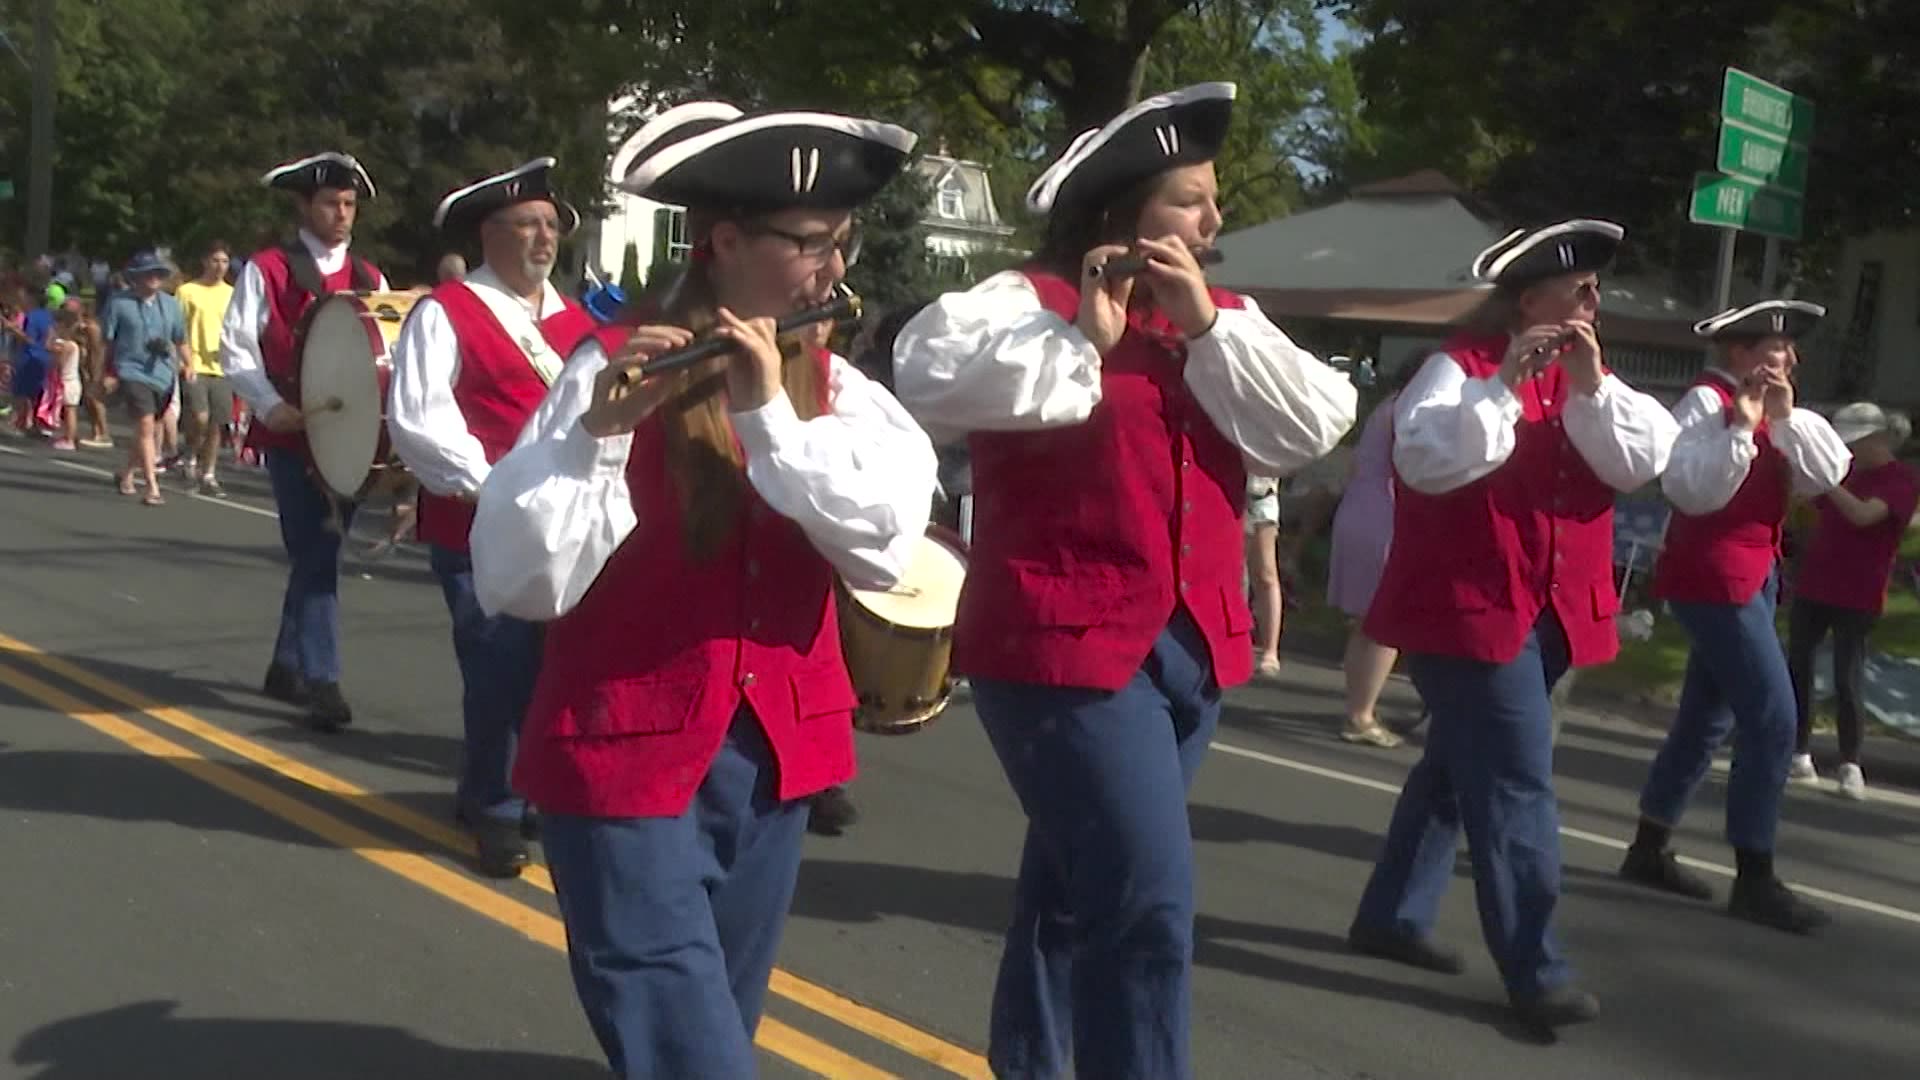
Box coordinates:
[1213,172,1703,345]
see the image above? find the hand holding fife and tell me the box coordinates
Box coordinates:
[1499,324,1574,388]
[1077,243,1136,355]
[1134,235,1218,338]
[581,325,696,438]
[1558,321,1604,396]
[1732,375,1767,431]
[1761,369,1795,422]
[712,307,784,413]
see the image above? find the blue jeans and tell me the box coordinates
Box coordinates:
[1639,571,1795,852]
[541,714,810,1080]
[972,613,1220,1080]
[1352,611,1573,1000]
[265,448,354,683]
[430,544,539,825]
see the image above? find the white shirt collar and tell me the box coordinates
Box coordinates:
[298,228,351,275]
[466,264,565,321]
[1704,366,1739,388]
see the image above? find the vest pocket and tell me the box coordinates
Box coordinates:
[1007,561,1116,628]
[553,674,703,737]
[1592,581,1621,620]
[792,666,860,723]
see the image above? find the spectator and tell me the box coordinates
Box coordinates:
[176,241,237,495]
[6,283,55,434]
[46,306,84,450]
[1786,403,1919,799]
[71,300,114,447]
[99,251,189,505]
[1246,474,1284,677]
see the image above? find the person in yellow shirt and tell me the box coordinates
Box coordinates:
[175,242,236,496]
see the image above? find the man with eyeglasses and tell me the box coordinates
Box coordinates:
[389,158,598,878]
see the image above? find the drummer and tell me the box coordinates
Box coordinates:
[470,102,936,1077]
[389,158,597,877]
[893,82,1357,1077]
[220,151,388,732]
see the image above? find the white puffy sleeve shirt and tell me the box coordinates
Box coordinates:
[221,231,390,415]
[1392,352,1680,496]
[1660,375,1852,515]
[890,270,1358,474]
[471,340,938,621]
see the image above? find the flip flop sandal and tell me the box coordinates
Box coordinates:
[116,472,137,496]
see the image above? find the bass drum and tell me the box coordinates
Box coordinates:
[298,290,419,499]
[838,526,969,735]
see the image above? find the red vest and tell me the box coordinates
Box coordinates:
[955,270,1255,692]
[513,329,857,817]
[242,246,382,456]
[415,283,596,552]
[1653,373,1786,605]
[1364,335,1621,668]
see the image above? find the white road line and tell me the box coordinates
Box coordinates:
[2,442,280,519]
[1212,739,1920,928]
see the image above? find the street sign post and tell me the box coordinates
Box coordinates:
[1690,172,1804,241]
[1698,68,1815,305]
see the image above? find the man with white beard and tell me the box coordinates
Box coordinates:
[390,157,598,878]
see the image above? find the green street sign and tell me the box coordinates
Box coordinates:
[1689,172,1803,240]
[1722,67,1814,145]
[1717,124,1811,194]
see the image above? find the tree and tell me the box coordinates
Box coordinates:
[847,161,946,314]
[619,240,644,297]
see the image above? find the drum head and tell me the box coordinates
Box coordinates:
[845,531,967,629]
[300,294,384,498]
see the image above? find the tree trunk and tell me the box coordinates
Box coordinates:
[26,0,55,256]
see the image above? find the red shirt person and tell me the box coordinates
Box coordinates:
[469,102,936,1079]
[894,81,1357,1077]
[388,157,596,878]
[1786,403,1918,798]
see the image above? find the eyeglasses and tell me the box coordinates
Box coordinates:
[743,222,863,267]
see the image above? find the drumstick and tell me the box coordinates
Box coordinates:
[308,397,345,414]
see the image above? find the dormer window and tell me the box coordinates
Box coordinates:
[937,174,965,220]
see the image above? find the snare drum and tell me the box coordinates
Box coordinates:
[837,527,969,735]
[297,290,419,499]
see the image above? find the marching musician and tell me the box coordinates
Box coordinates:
[892,82,1357,1078]
[1349,221,1677,1029]
[388,158,597,878]
[1621,299,1849,933]
[220,152,388,732]
[469,102,936,1078]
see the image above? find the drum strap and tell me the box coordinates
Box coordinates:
[282,241,377,299]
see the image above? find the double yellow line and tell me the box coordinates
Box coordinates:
[0,630,990,1080]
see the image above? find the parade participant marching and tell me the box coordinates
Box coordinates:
[1623,300,1850,932]
[388,157,597,878]
[893,82,1357,1079]
[470,102,936,1079]
[219,152,387,732]
[1786,403,1918,799]
[1349,221,1679,1028]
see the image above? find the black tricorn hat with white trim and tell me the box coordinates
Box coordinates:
[433,157,581,237]
[1693,299,1826,342]
[617,101,917,212]
[1471,219,1624,287]
[1027,82,1236,216]
[260,152,376,199]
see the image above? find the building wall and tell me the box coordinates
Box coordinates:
[1820,228,1920,407]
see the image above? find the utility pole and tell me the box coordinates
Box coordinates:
[25,0,55,257]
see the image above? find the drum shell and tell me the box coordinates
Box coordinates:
[296,291,417,499]
[836,525,968,736]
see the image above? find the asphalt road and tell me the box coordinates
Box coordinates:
[2,433,1917,1080]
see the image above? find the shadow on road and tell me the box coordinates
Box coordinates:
[11,1001,606,1079]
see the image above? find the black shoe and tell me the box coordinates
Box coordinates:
[1728,876,1830,934]
[306,681,353,733]
[1510,985,1600,1029]
[1618,844,1715,901]
[262,663,309,706]
[471,817,531,879]
[520,807,542,841]
[807,786,859,836]
[1346,923,1466,975]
